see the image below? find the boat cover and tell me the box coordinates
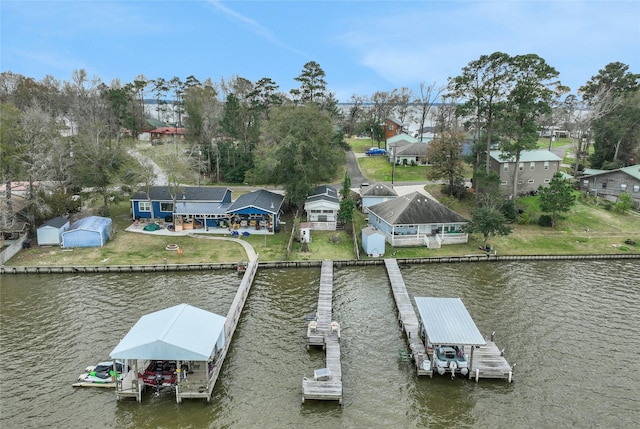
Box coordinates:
[110,303,226,361]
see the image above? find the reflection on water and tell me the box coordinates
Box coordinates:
[1,260,638,428]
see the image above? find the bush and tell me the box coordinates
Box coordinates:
[538,214,553,227]
[501,200,516,223]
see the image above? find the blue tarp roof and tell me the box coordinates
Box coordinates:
[110,304,226,361]
[414,297,486,346]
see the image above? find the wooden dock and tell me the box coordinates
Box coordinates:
[384,259,432,377]
[302,260,343,404]
[469,335,514,382]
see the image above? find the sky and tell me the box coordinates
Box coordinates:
[1,0,639,102]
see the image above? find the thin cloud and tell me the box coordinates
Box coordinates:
[206,0,310,59]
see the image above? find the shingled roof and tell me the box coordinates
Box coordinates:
[368,192,468,225]
[361,182,398,197]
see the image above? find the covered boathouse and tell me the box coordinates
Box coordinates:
[110,303,226,403]
[414,297,513,382]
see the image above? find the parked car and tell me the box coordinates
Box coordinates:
[366,147,387,156]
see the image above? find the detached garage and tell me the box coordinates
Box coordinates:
[36,216,70,246]
[61,216,112,248]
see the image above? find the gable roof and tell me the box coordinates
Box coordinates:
[306,185,340,204]
[228,189,284,214]
[583,164,640,180]
[414,297,486,346]
[361,182,398,197]
[490,149,562,163]
[387,133,418,145]
[395,142,429,157]
[368,192,468,224]
[39,216,69,229]
[311,185,338,198]
[110,303,226,361]
[131,186,231,202]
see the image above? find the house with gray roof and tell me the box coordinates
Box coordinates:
[227,189,284,232]
[386,134,430,165]
[367,192,469,248]
[130,186,284,233]
[303,185,340,230]
[490,150,563,197]
[361,182,398,214]
[579,164,640,209]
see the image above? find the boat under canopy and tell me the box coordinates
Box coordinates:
[414,297,486,346]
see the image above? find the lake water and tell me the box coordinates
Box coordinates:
[1,260,638,428]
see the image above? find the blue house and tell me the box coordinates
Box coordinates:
[131,186,232,224]
[227,189,284,232]
[61,216,112,248]
[368,192,468,248]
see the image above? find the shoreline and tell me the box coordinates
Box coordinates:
[3,253,639,274]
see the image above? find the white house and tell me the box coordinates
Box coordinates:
[303,185,340,230]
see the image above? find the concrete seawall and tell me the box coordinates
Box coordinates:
[2,253,639,274]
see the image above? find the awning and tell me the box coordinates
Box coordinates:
[110,304,226,361]
[414,297,486,346]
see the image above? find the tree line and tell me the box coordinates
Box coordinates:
[1,57,638,236]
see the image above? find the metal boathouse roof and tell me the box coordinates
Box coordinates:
[110,303,226,361]
[414,297,486,346]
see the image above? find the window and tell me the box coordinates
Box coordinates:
[583,180,589,186]
[518,163,523,171]
[160,202,173,212]
[530,162,535,171]
[139,201,151,212]
[389,125,394,131]
[602,182,607,189]
[621,183,627,190]
[544,179,551,184]
[503,164,509,172]
[634,185,640,193]
[518,180,524,184]
[501,181,508,186]
[544,161,549,170]
[528,179,535,184]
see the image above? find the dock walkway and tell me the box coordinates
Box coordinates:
[469,335,514,382]
[384,259,432,376]
[302,260,343,404]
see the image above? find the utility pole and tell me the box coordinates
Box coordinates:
[391,146,396,188]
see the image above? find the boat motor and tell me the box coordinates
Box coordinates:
[450,360,457,379]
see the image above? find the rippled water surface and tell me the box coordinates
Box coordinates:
[1,260,639,428]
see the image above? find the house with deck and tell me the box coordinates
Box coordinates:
[226,189,284,233]
[579,164,640,209]
[303,185,340,230]
[367,192,468,248]
[131,186,232,225]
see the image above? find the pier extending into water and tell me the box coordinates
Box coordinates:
[384,259,432,376]
[469,333,514,382]
[302,260,343,404]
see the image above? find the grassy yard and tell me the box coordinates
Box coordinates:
[7,137,637,268]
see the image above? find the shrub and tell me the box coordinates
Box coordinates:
[538,214,553,227]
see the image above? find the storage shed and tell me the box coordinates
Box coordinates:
[361,226,385,257]
[61,216,112,248]
[36,216,70,245]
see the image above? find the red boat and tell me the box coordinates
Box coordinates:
[140,360,177,387]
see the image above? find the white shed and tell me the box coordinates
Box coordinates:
[36,216,70,245]
[361,226,385,257]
